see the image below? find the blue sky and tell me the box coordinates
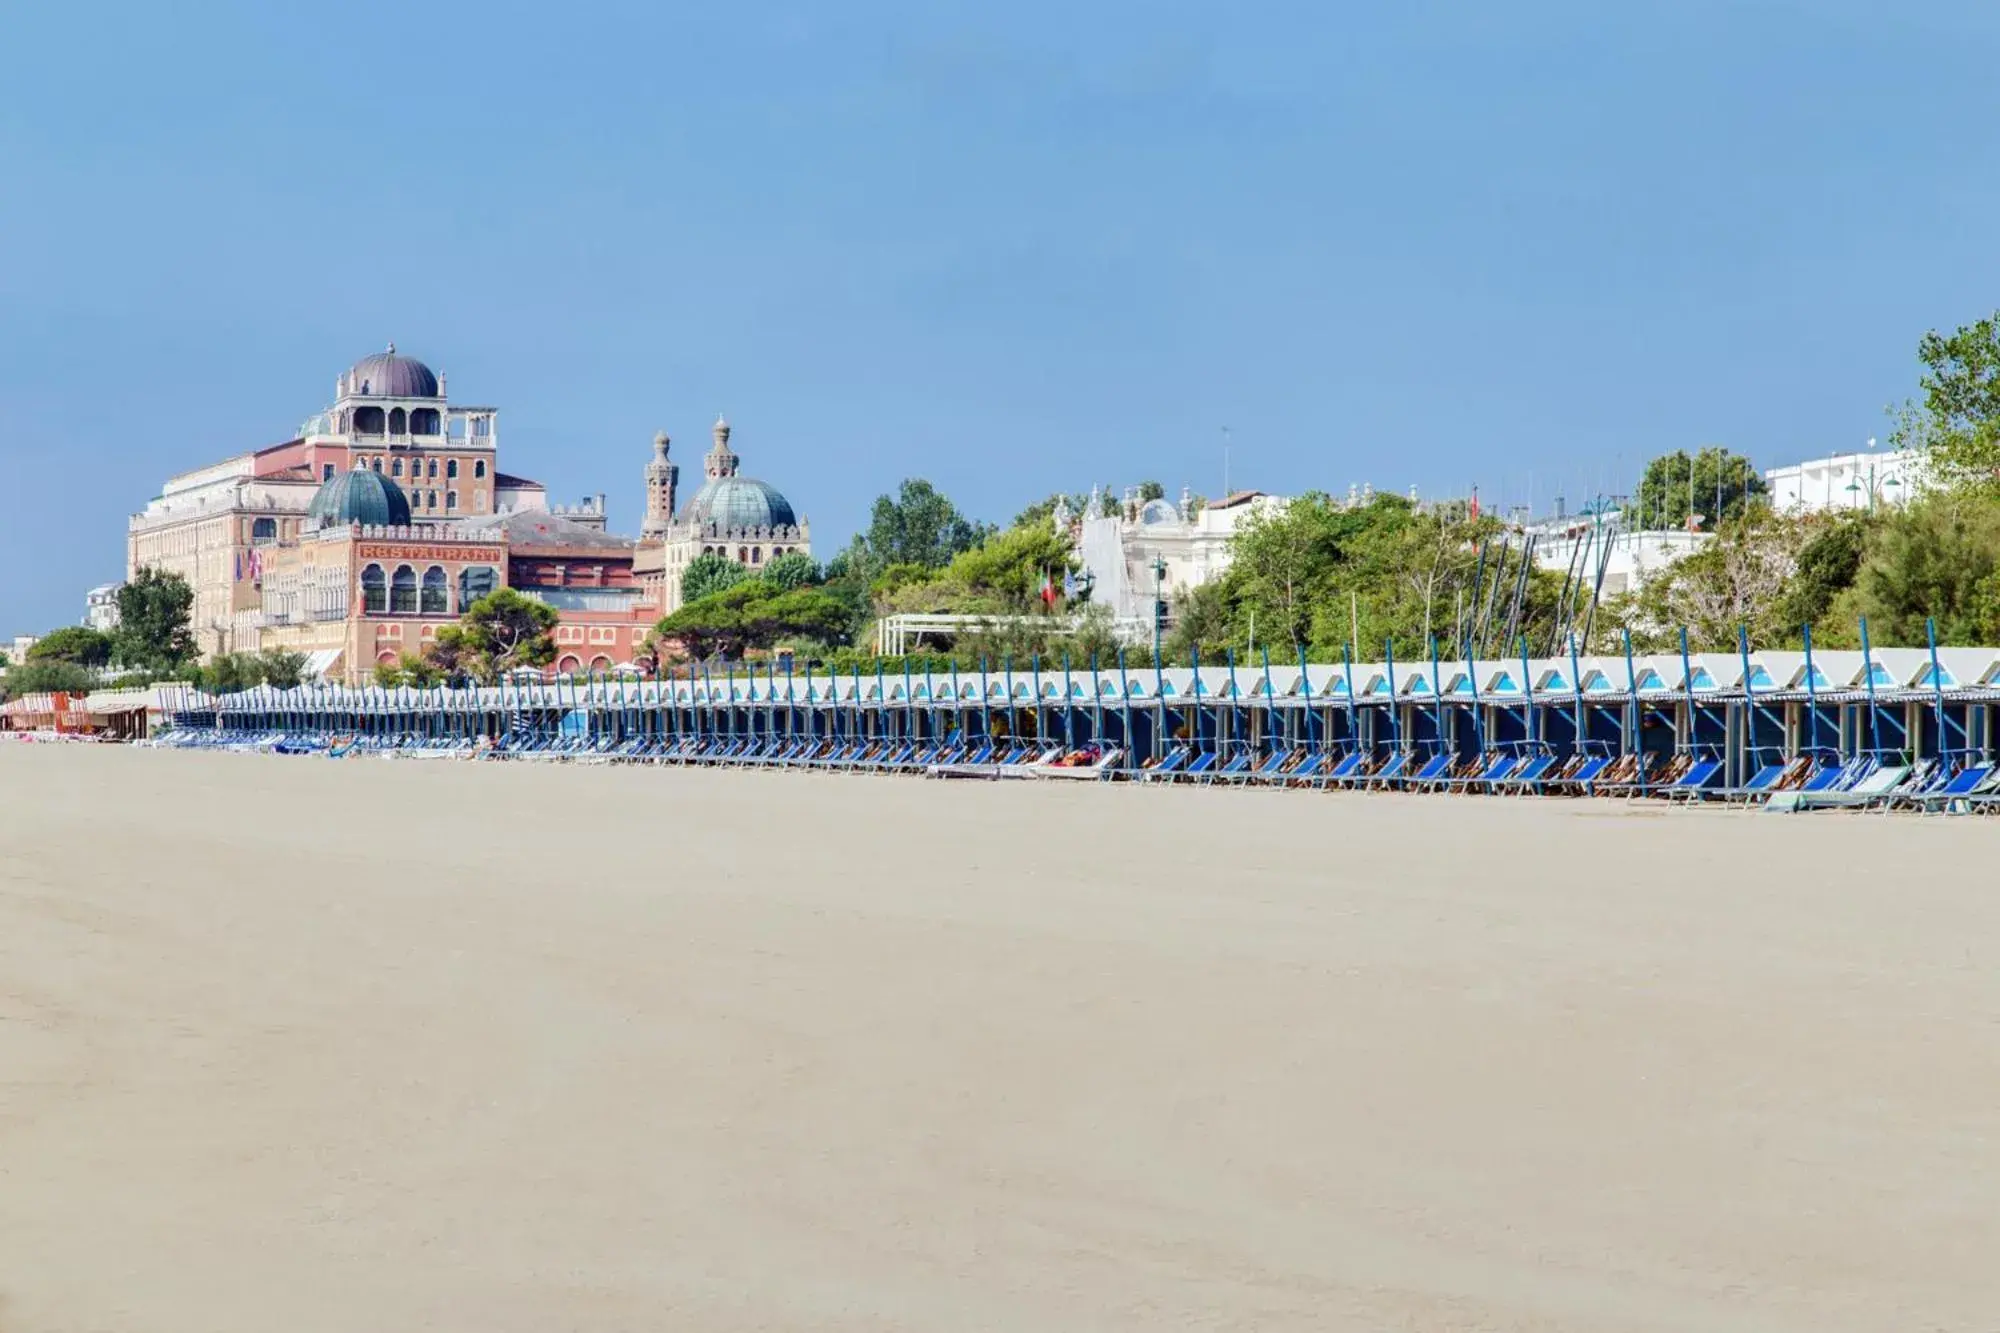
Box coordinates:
[4,1,1998,632]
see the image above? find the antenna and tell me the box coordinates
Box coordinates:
[1221,426,1232,499]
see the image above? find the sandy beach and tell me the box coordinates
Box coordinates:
[1,743,1996,1330]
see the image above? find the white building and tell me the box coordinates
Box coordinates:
[1763,445,1925,514]
[1076,486,1286,639]
[1527,522,1710,597]
[84,584,122,632]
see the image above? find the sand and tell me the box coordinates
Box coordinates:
[1,744,1997,1331]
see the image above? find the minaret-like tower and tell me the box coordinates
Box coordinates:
[642,430,678,540]
[704,414,740,480]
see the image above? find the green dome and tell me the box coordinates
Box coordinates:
[308,467,413,529]
[676,476,799,531]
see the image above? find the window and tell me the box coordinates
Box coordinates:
[391,458,404,477]
[251,517,277,545]
[420,566,448,615]
[322,463,335,482]
[390,565,418,613]
[446,459,459,479]
[428,490,439,510]
[458,565,498,607]
[474,459,487,478]
[445,491,457,512]
[361,564,387,613]
[371,457,383,473]
[427,459,438,479]
[557,625,585,645]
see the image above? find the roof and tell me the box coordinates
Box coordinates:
[676,475,799,531]
[452,508,636,553]
[307,469,412,528]
[494,472,544,489]
[345,346,439,398]
[1204,490,1267,510]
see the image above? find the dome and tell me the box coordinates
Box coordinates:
[1139,498,1181,525]
[345,344,439,398]
[307,468,413,528]
[677,476,799,531]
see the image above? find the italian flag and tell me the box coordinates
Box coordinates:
[1040,570,1057,605]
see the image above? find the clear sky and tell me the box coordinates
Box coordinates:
[4,0,1998,633]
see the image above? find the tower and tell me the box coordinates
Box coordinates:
[642,430,678,541]
[704,414,740,480]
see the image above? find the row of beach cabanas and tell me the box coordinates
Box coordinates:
[156,625,2000,808]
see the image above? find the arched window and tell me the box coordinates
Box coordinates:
[361,564,387,613]
[428,490,439,510]
[458,564,498,608]
[738,546,749,562]
[390,565,417,613]
[371,457,383,473]
[353,406,385,435]
[474,459,487,478]
[751,547,763,563]
[388,407,407,436]
[445,491,457,512]
[420,566,448,614]
[391,458,404,477]
[251,517,277,545]
[410,408,440,435]
[589,655,613,671]
[446,458,459,479]
[556,654,581,674]
[427,459,438,479]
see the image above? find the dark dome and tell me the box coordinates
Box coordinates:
[308,468,413,528]
[346,345,439,398]
[677,476,798,531]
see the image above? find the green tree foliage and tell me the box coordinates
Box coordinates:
[1626,510,1815,650]
[1137,480,1166,503]
[1833,493,2000,645]
[259,649,307,689]
[878,522,1076,616]
[654,581,854,660]
[27,626,113,667]
[759,551,822,591]
[1900,314,2000,492]
[397,651,443,688]
[1,659,95,699]
[862,479,991,569]
[680,552,750,605]
[193,651,266,693]
[114,568,196,668]
[456,588,559,682]
[372,659,405,689]
[1631,447,1767,531]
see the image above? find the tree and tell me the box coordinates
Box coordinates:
[372,659,405,689]
[28,626,113,667]
[681,552,750,605]
[653,581,854,660]
[1,659,94,700]
[1770,513,1873,635]
[424,624,475,684]
[196,652,266,693]
[1137,480,1166,503]
[1626,509,1813,650]
[760,551,822,591]
[1898,314,2000,492]
[1833,492,2000,646]
[1010,492,1089,531]
[397,651,442,688]
[1631,447,1767,531]
[114,567,196,668]
[458,587,558,682]
[864,479,991,569]
[1163,582,1236,664]
[259,649,307,689]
